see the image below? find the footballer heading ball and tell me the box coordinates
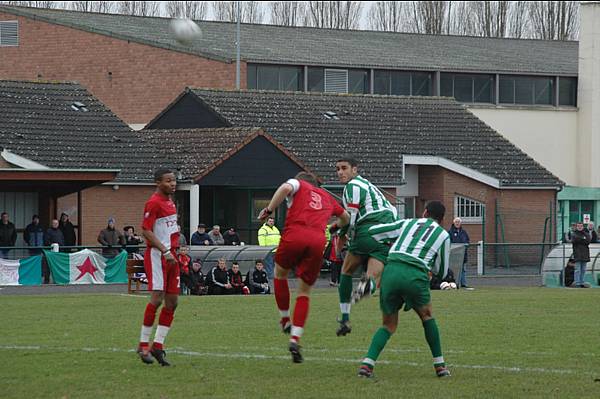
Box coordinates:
[170,18,202,45]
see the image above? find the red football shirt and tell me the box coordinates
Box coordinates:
[142,192,180,251]
[283,179,344,232]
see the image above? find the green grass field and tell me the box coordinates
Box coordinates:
[1,287,599,398]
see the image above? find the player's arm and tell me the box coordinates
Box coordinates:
[339,183,363,235]
[368,219,406,244]
[433,237,451,280]
[142,228,176,265]
[258,181,295,221]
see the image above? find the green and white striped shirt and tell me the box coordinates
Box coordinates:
[369,218,450,279]
[343,175,397,228]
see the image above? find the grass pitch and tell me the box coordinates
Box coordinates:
[1,286,599,398]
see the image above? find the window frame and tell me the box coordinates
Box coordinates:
[440,73,495,104]
[454,195,484,224]
[0,20,19,47]
[498,75,555,106]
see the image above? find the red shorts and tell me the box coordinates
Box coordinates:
[274,228,327,286]
[144,247,180,295]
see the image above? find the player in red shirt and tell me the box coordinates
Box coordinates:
[136,168,181,366]
[259,172,350,363]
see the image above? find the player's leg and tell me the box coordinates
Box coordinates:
[138,290,163,364]
[353,256,384,303]
[337,252,363,336]
[359,312,397,378]
[289,279,312,363]
[274,263,292,333]
[414,303,450,377]
[150,260,180,366]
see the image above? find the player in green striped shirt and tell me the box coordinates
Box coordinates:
[358,200,451,378]
[334,158,397,336]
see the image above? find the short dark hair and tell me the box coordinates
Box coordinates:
[1,212,7,217]
[294,171,319,186]
[154,168,174,182]
[124,225,134,232]
[255,259,264,265]
[232,261,239,266]
[425,201,446,224]
[336,157,358,167]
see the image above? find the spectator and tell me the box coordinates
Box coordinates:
[45,219,65,246]
[24,214,44,255]
[257,216,281,278]
[178,246,192,295]
[59,212,77,248]
[208,225,225,245]
[571,222,591,288]
[190,224,212,246]
[207,258,232,295]
[324,229,344,287]
[246,260,270,294]
[564,223,576,243]
[586,222,598,243]
[124,226,144,257]
[223,227,241,246]
[228,261,245,295]
[448,217,473,290]
[0,212,17,258]
[178,224,188,247]
[97,217,125,258]
[188,259,207,295]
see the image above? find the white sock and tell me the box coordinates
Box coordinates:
[279,310,290,318]
[153,325,170,345]
[139,325,153,344]
[340,302,351,314]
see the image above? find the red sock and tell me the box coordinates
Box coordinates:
[291,296,310,343]
[274,278,290,323]
[158,307,175,327]
[152,308,175,351]
[143,302,158,327]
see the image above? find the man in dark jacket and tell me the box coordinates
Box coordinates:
[0,212,17,258]
[228,261,245,295]
[223,227,241,246]
[190,224,212,246]
[247,260,270,294]
[448,217,473,290]
[571,222,591,288]
[45,219,65,246]
[59,213,77,248]
[24,215,45,255]
[97,217,125,258]
[207,258,232,295]
[188,259,207,295]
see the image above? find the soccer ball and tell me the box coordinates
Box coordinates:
[170,18,202,45]
[449,282,458,290]
[440,282,451,290]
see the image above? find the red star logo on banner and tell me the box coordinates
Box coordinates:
[75,257,98,281]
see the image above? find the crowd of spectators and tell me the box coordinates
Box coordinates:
[190,223,243,246]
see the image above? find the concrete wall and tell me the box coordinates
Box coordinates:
[469,107,578,185]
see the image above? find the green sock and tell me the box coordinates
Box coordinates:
[364,327,392,365]
[423,318,444,366]
[338,274,353,321]
[370,277,376,295]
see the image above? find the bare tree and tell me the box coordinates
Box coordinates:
[306,1,364,30]
[212,1,265,23]
[528,1,579,40]
[165,1,208,20]
[366,1,405,32]
[507,1,529,38]
[70,1,115,13]
[468,1,509,37]
[269,1,307,26]
[117,1,162,17]
[1,1,59,7]
[405,1,450,35]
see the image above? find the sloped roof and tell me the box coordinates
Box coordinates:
[173,88,562,188]
[140,127,316,182]
[0,5,578,76]
[0,80,157,181]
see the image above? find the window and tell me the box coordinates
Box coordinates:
[348,69,369,94]
[308,68,369,94]
[373,70,432,96]
[246,64,303,91]
[454,195,484,223]
[569,200,594,226]
[324,69,348,93]
[440,73,494,103]
[559,77,577,107]
[499,75,554,105]
[308,67,324,92]
[0,21,18,46]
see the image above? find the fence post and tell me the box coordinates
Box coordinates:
[51,243,59,252]
[477,241,484,275]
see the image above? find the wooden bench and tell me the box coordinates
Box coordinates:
[126,259,147,294]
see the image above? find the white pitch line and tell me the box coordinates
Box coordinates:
[0,344,592,376]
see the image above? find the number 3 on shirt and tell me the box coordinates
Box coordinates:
[309,191,322,210]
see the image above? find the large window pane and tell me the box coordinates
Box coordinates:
[474,75,494,103]
[247,64,257,89]
[391,71,411,95]
[308,67,324,92]
[534,77,553,105]
[514,76,533,104]
[279,66,303,91]
[374,70,390,94]
[412,72,431,96]
[256,65,279,90]
[440,74,453,97]
[559,77,577,106]
[453,75,473,102]
[348,69,369,94]
[499,76,514,103]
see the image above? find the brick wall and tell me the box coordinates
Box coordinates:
[0,157,13,168]
[0,12,244,124]
[417,166,556,243]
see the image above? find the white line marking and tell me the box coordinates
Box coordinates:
[0,345,591,376]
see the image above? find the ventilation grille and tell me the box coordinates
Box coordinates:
[324,69,348,93]
[0,21,18,46]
